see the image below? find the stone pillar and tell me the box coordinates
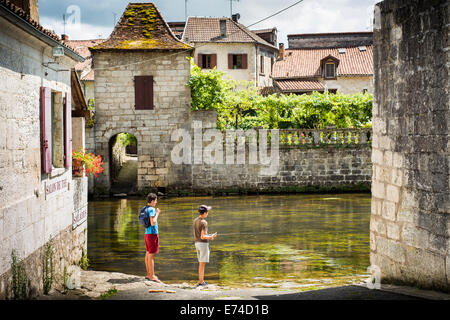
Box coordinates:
[371,0,449,291]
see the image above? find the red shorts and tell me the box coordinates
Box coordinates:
[145,234,159,254]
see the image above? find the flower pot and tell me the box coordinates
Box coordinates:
[72,159,84,177]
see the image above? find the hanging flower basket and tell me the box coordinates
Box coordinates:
[72,149,104,178]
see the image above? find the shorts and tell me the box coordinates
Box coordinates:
[195,242,210,263]
[145,234,159,254]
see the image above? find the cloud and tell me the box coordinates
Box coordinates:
[38,0,379,42]
[40,16,113,40]
[234,0,379,46]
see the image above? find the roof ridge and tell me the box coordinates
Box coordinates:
[90,3,193,51]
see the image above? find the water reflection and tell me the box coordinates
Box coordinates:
[88,194,371,287]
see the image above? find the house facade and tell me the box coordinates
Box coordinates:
[272,32,373,94]
[182,16,278,87]
[0,0,88,299]
[89,2,194,193]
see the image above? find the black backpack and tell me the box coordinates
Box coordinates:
[138,205,151,228]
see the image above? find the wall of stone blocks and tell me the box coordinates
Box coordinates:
[371,0,449,291]
[168,143,372,194]
[92,50,193,192]
[0,18,88,299]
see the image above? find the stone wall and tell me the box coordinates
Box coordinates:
[92,50,193,193]
[0,16,88,299]
[167,123,372,195]
[371,0,449,291]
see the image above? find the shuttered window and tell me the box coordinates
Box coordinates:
[40,87,52,174]
[135,76,154,110]
[198,54,217,69]
[40,87,72,174]
[64,92,72,168]
[228,54,248,69]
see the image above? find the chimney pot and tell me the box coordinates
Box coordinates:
[279,43,285,60]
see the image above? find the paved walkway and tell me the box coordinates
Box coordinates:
[36,270,450,301]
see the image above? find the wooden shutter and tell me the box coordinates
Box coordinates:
[242,54,248,69]
[211,54,217,68]
[64,92,72,168]
[197,54,203,68]
[228,54,233,69]
[40,87,52,174]
[135,76,154,110]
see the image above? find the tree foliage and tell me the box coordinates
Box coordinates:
[187,59,373,130]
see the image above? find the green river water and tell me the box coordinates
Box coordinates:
[88,193,371,289]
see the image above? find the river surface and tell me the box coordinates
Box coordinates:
[88,194,371,289]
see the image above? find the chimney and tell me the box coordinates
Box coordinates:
[11,0,39,23]
[231,13,240,22]
[219,19,227,38]
[61,34,69,41]
[279,43,285,60]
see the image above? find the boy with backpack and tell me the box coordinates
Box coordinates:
[139,193,162,283]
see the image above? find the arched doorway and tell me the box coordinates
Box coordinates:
[109,132,138,194]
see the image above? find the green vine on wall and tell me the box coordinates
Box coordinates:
[11,250,29,300]
[42,238,54,295]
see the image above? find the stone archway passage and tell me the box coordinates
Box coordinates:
[109,133,138,195]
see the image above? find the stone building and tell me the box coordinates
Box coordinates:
[0,0,88,298]
[272,32,373,94]
[371,0,449,291]
[89,2,194,193]
[182,16,278,87]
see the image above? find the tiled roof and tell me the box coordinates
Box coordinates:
[274,79,324,92]
[182,17,278,50]
[90,3,193,51]
[65,39,105,81]
[272,46,373,79]
[0,0,83,60]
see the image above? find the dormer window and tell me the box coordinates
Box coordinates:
[320,54,339,80]
[325,63,336,78]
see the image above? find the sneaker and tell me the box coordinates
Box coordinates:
[197,281,208,287]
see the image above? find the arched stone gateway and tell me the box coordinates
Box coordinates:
[371,0,449,291]
[109,132,138,194]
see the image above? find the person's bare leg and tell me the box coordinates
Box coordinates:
[145,252,150,278]
[198,262,206,284]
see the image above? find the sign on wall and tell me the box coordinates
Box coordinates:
[45,176,69,200]
[73,204,87,229]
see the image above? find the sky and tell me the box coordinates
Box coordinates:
[39,0,380,46]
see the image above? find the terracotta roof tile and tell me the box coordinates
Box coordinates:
[275,79,324,92]
[90,3,192,51]
[65,39,105,81]
[183,17,277,50]
[272,46,373,79]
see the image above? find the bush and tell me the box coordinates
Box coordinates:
[187,59,373,129]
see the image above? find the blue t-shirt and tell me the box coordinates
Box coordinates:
[145,207,158,235]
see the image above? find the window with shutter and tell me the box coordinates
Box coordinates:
[229,54,248,69]
[135,76,154,110]
[40,87,52,174]
[64,92,72,168]
[199,54,216,69]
